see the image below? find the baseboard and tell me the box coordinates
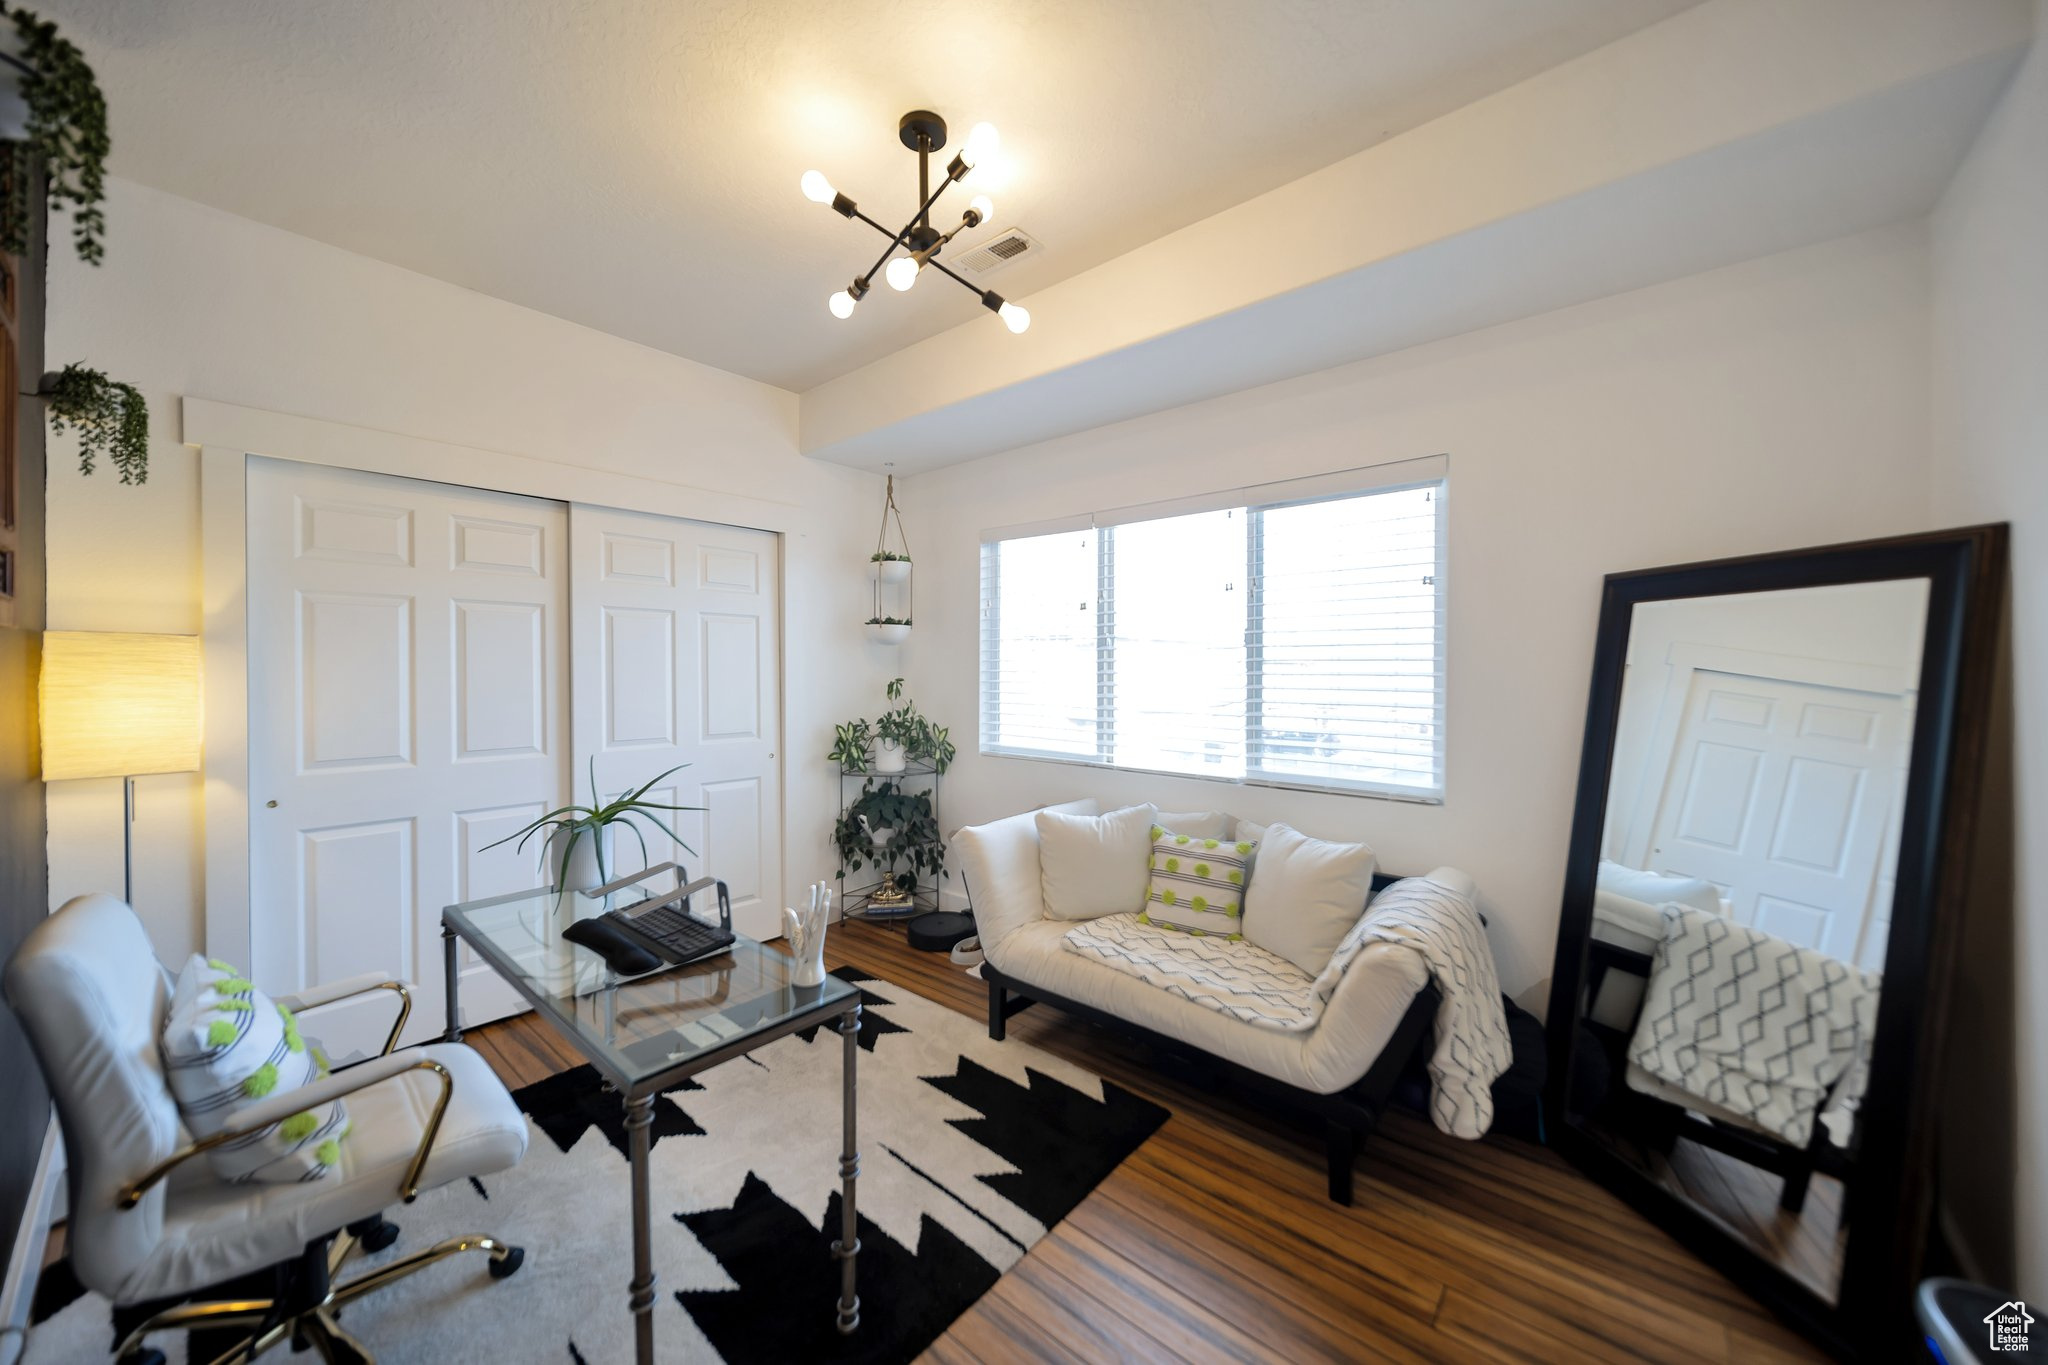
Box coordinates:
[0,1116,61,1365]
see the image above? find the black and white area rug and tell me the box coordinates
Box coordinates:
[28,968,1168,1363]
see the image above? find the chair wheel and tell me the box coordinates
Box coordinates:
[488,1245,525,1280]
[359,1219,400,1253]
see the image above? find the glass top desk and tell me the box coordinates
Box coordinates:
[441,863,861,1364]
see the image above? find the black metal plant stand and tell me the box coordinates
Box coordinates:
[836,761,941,925]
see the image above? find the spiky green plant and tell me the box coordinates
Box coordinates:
[483,759,702,890]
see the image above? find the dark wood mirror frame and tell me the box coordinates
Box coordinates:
[1543,524,2008,1361]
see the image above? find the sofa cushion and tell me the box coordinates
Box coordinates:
[1037,803,1157,920]
[1065,912,1321,1029]
[1243,823,1378,975]
[1140,828,1257,939]
[1154,809,1232,840]
[1596,859,1722,916]
[988,920,1428,1094]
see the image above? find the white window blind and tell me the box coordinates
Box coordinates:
[979,470,1447,800]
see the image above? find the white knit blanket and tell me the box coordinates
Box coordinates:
[1627,903,1879,1147]
[1062,872,1511,1138]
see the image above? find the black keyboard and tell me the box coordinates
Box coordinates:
[606,882,735,966]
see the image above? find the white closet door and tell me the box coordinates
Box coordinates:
[247,459,569,1056]
[569,504,782,940]
[1643,669,1909,962]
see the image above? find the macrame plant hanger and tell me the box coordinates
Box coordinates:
[873,472,912,626]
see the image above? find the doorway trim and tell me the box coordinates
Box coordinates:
[190,398,802,965]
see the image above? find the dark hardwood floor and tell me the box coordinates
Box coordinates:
[467,920,1830,1364]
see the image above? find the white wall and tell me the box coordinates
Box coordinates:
[903,223,1933,1006]
[44,176,890,961]
[1930,1,2047,1298]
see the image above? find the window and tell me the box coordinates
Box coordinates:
[979,470,1446,800]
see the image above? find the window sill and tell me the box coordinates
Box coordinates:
[977,747,1445,806]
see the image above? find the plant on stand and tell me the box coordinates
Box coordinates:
[482,760,702,893]
[831,778,946,905]
[828,677,956,775]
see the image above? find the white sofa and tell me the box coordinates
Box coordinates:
[954,799,1441,1203]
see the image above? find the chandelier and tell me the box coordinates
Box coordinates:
[800,110,1030,334]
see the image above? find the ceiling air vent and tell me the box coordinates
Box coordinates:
[955,227,1042,277]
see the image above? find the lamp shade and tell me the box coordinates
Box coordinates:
[39,632,202,780]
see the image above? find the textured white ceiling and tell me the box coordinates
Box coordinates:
[49,0,1698,391]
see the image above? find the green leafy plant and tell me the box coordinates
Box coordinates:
[865,615,912,626]
[482,759,702,890]
[2,5,110,264]
[44,362,145,483]
[869,550,910,563]
[829,677,954,773]
[831,778,947,894]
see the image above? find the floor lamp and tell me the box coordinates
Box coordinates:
[39,632,202,905]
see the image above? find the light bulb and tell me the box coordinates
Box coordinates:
[885,256,920,292]
[827,289,857,319]
[800,170,835,204]
[961,121,1000,169]
[968,193,995,223]
[998,301,1030,334]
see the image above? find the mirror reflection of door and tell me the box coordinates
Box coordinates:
[1575,579,1928,1305]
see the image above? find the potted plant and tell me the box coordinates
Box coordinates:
[42,362,146,483]
[865,615,911,645]
[482,760,701,893]
[832,778,947,903]
[828,678,956,775]
[869,549,912,585]
[0,4,110,265]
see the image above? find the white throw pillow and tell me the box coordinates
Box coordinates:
[1242,823,1379,975]
[1037,804,1158,920]
[161,955,350,1184]
[1596,860,1722,916]
[1154,809,1232,840]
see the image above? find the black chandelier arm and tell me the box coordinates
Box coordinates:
[921,254,988,301]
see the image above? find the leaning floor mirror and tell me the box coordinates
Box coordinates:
[1545,525,2007,1361]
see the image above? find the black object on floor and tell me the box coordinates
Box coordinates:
[905,909,975,952]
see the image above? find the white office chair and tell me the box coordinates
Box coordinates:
[3,895,531,1365]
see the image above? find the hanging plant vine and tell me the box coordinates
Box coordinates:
[1,4,109,264]
[44,363,146,483]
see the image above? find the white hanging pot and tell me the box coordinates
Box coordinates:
[544,824,616,894]
[873,738,907,774]
[0,34,31,144]
[872,558,912,585]
[867,824,896,853]
[866,621,911,645]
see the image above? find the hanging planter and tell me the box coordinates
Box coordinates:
[865,616,911,645]
[0,5,112,265]
[42,363,147,483]
[866,469,914,632]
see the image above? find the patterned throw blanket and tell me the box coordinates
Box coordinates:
[1063,872,1511,1138]
[1627,903,1879,1147]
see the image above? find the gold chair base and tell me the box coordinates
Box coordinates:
[112,1229,521,1365]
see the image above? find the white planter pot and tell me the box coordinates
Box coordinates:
[544,824,617,893]
[0,32,31,143]
[872,559,912,585]
[873,738,907,774]
[866,824,896,853]
[866,622,911,645]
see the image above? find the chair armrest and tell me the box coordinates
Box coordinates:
[274,974,413,1059]
[120,1051,455,1210]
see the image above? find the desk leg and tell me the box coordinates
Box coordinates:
[441,924,462,1043]
[834,1002,861,1335]
[626,1093,657,1365]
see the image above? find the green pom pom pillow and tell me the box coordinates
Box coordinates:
[1138,825,1258,940]
[160,955,350,1183]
